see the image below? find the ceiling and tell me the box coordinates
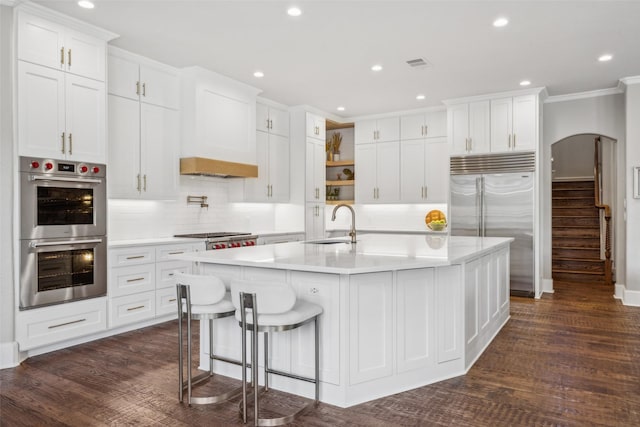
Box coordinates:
[32,0,640,118]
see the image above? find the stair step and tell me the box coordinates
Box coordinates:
[552,207,599,217]
[552,247,601,259]
[552,216,600,227]
[553,259,605,273]
[552,271,605,285]
[552,228,600,238]
[552,181,595,190]
[552,197,595,208]
[552,189,595,198]
[552,239,600,249]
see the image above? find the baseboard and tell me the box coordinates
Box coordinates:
[623,286,640,307]
[540,278,554,296]
[614,283,625,300]
[0,341,19,369]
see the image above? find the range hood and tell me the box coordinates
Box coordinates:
[180,157,258,178]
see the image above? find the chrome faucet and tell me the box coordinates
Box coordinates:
[331,204,356,243]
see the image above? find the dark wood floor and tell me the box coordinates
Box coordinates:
[2,281,640,426]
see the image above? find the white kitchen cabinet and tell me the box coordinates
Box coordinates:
[355,117,400,144]
[17,10,107,82]
[109,291,156,328]
[349,272,394,385]
[108,95,179,199]
[245,122,290,202]
[400,137,449,202]
[448,101,490,155]
[306,112,326,139]
[306,138,326,203]
[355,141,400,203]
[257,103,289,137]
[108,46,180,109]
[17,61,106,163]
[400,110,447,140]
[305,203,325,240]
[109,263,156,298]
[436,266,463,364]
[490,95,537,152]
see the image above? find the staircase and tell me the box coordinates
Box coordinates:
[552,180,605,284]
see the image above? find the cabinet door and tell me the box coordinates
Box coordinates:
[490,97,513,153]
[306,113,324,139]
[305,203,325,240]
[17,12,65,71]
[355,144,377,203]
[141,103,179,199]
[376,117,400,142]
[354,119,377,144]
[424,110,447,138]
[256,103,270,133]
[268,134,290,201]
[512,95,537,151]
[65,73,106,163]
[64,28,106,81]
[400,113,425,141]
[108,53,140,100]
[245,131,270,201]
[424,139,449,202]
[376,141,400,202]
[268,106,289,137]
[17,62,65,160]
[468,101,491,154]
[349,272,393,384]
[108,94,141,198]
[305,139,325,202]
[448,104,469,155]
[400,139,426,202]
[140,63,180,109]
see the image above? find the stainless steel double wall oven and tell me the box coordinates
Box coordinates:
[19,157,107,310]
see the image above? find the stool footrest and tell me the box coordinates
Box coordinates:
[183,371,212,389]
[266,368,316,384]
[239,387,319,426]
[189,385,243,405]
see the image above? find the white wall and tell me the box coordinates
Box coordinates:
[543,93,626,291]
[625,81,640,296]
[551,134,595,180]
[0,4,16,367]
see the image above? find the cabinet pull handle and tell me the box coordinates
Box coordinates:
[127,305,145,312]
[513,134,516,148]
[136,81,140,95]
[68,133,72,154]
[126,277,145,283]
[137,174,141,192]
[508,134,511,148]
[269,119,273,129]
[168,251,184,255]
[168,298,177,303]
[143,174,147,191]
[424,186,428,199]
[61,132,65,154]
[68,49,72,67]
[49,318,86,329]
[425,125,428,136]
[468,138,472,152]
[266,119,270,130]
[142,82,146,97]
[310,287,319,294]
[126,255,145,260]
[60,47,65,65]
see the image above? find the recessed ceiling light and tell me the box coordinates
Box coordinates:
[371,64,383,72]
[493,17,509,27]
[287,7,302,17]
[337,106,345,112]
[416,94,426,100]
[598,54,613,62]
[253,71,264,78]
[520,80,531,86]
[77,0,95,9]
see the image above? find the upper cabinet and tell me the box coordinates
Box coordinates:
[490,95,537,152]
[15,6,115,163]
[181,66,261,165]
[257,103,289,137]
[355,117,400,144]
[306,113,326,140]
[400,137,449,203]
[108,46,179,109]
[17,10,110,82]
[445,89,543,156]
[355,141,400,203]
[400,110,446,140]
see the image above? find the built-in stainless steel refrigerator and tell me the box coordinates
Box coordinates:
[450,153,535,297]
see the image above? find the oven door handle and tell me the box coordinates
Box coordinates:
[30,175,103,184]
[30,238,103,248]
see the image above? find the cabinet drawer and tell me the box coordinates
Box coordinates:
[109,264,155,297]
[156,244,197,262]
[109,246,155,267]
[156,287,179,317]
[156,260,192,289]
[109,292,155,328]
[16,298,107,350]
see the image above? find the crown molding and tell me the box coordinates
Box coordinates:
[442,86,546,106]
[619,75,640,87]
[544,87,623,104]
[0,0,17,6]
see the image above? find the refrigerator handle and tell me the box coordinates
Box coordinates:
[475,177,481,237]
[479,176,485,237]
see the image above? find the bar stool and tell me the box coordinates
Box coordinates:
[230,279,323,426]
[176,272,242,406]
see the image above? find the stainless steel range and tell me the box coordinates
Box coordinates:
[174,232,258,250]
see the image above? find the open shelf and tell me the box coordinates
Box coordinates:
[326,160,354,167]
[326,180,354,186]
[326,199,354,205]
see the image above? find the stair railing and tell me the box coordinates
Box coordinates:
[594,137,613,286]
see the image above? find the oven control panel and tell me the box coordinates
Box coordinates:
[21,157,106,178]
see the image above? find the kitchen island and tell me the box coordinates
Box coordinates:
[175,234,512,407]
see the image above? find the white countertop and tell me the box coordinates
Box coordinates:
[108,237,206,248]
[173,234,513,274]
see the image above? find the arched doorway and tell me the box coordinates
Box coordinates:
[550,134,617,289]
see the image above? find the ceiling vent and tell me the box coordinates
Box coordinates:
[406,57,431,68]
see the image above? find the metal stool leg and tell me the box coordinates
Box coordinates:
[178,285,185,403]
[315,316,320,404]
[264,332,269,392]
